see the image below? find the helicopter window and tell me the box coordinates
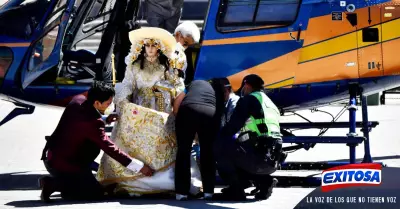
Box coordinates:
[72,0,116,54]
[0,0,48,9]
[45,0,67,28]
[0,47,13,88]
[222,0,257,24]
[26,0,67,72]
[217,0,301,32]
[0,0,52,39]
[28,25,59,71]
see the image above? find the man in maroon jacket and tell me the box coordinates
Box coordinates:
[39,81,154,202]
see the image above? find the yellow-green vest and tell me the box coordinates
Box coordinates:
[241,91,281,138]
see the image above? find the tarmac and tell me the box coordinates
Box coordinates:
[1,95,399,209]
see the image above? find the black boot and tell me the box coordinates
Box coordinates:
[38,176,57,203]
[221,180,252,194]
[255,178,278,200]
[214,186,247,201]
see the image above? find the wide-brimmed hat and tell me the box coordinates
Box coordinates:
[128,27,177,62]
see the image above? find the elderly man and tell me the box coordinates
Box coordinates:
[171,21,200,81]
[174,21,200,50]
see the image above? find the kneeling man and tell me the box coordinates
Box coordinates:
[214,74,285,201]
[39,81,154,202]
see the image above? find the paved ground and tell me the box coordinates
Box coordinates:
[1,95,399,209]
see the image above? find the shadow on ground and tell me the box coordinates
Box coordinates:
[0,172,46,191]
[3,155,398,191]
[4,155,399,207]
[5,195,259,208]
[1,172,257,208]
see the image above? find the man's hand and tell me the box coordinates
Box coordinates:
[106,114,119,124]
[140,164,155,176]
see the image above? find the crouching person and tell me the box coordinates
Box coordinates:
[214,74,286,201]
[39,81,154,202]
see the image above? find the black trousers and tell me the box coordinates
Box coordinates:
[146,10,181,34]
[44,160,107,200]
[214,137,276,191]
[175,104,220,195]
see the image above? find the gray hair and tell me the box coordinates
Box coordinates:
[174,21,200,44]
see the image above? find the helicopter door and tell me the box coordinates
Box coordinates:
[381,5,400,76]
[356,6,383,78]
[21,0,76,89]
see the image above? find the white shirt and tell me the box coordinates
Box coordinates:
[221,93,240,127]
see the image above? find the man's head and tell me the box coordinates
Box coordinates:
[237,74,265,96]
[208,78,231,103]
[87,81,115,114]
[220,77,233,102]
[174,21,200,50]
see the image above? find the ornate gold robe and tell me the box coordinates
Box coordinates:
[96,58,201,196]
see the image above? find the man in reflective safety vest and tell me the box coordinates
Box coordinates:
[214,74,285,201]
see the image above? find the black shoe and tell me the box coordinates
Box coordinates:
[242,180,253,190]
[38,176,56,203]
[203,193,214,201]
[250,187,259,195]
[222,180,253,194]
[214,188,247,201]
[176,194,188,201]
[221,187,231,194]
[255,178,278,200]
[190,191,204,199]
[221,187,243,195]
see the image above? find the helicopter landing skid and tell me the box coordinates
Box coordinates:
[268,84,384,187]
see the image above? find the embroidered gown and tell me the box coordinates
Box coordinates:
[96,56,201,196]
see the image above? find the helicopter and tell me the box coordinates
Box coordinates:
[0,0,399,185]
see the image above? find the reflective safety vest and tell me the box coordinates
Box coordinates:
[241,91,281,138]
